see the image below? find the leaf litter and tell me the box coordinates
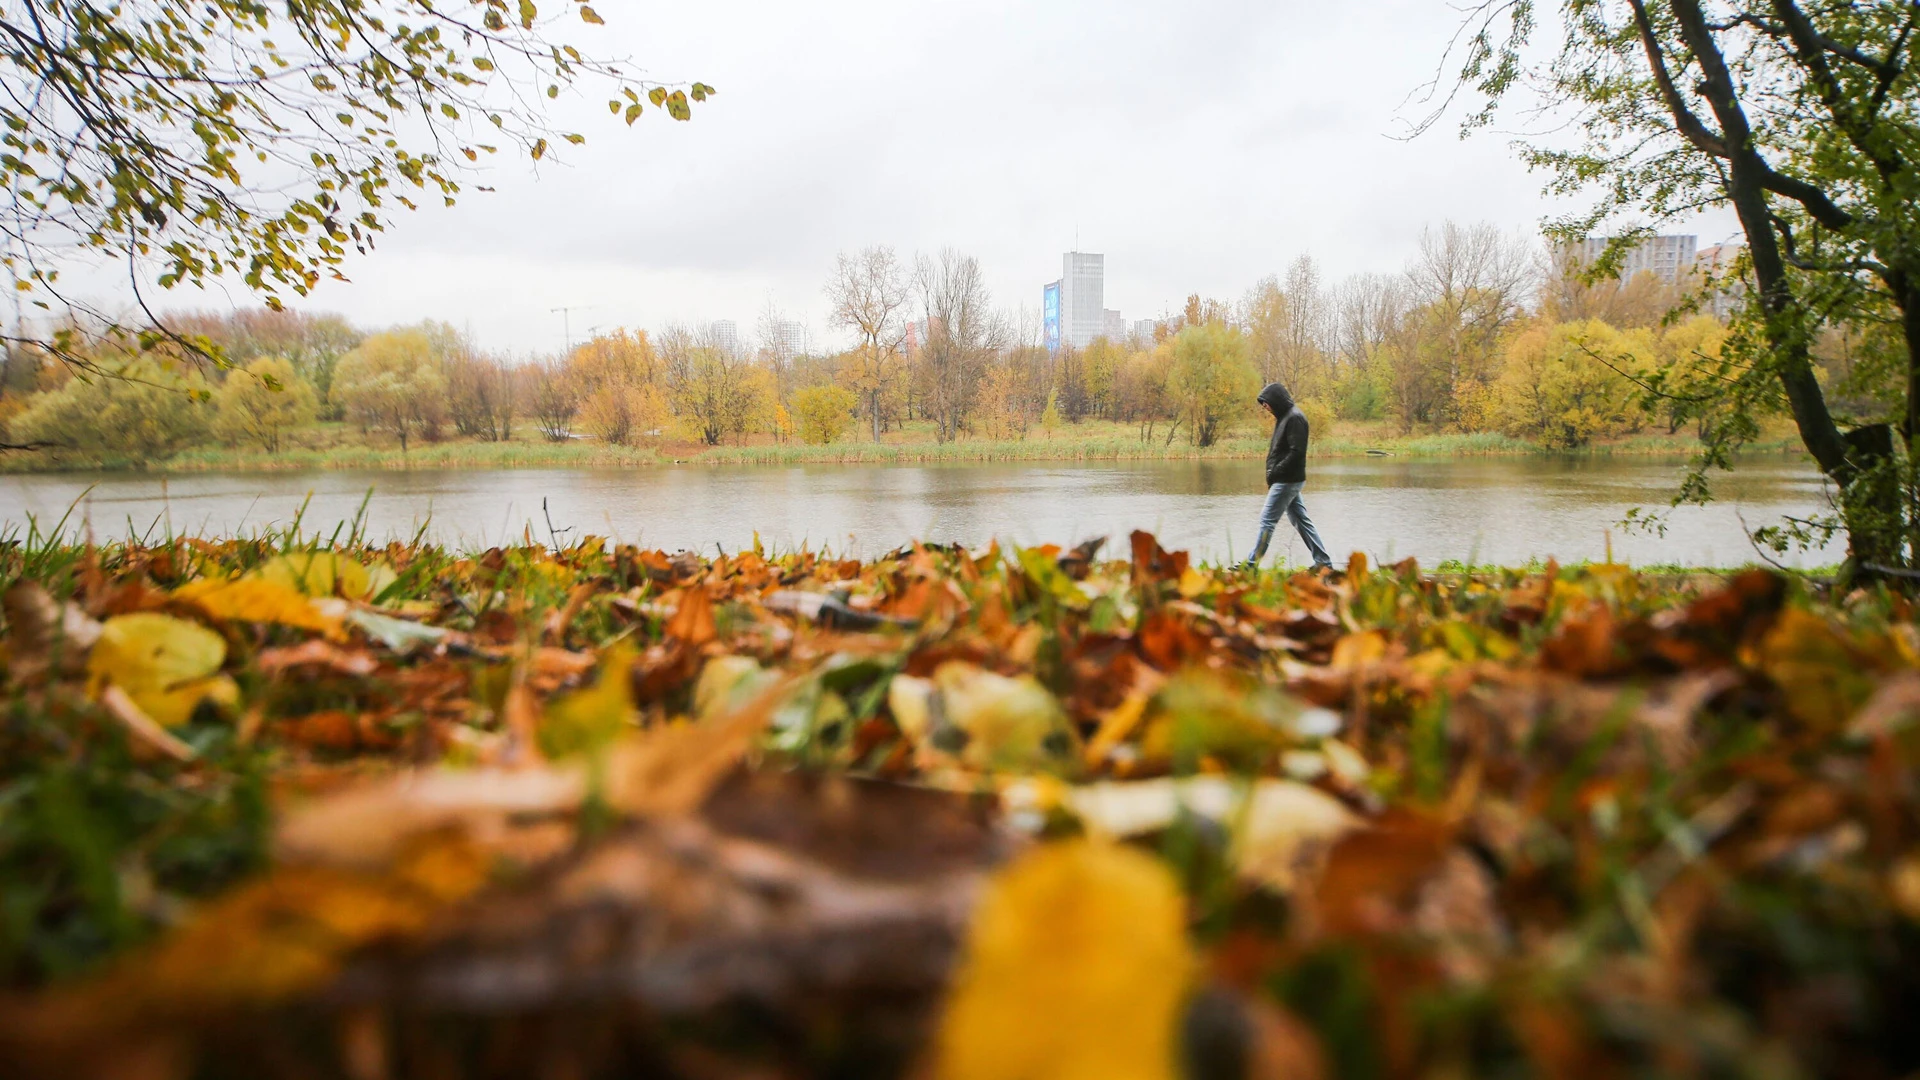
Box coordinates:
[0,528,1918,1078]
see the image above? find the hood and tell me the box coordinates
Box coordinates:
[1257,382,1294,414]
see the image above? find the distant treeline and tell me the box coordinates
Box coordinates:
[0,222,1893,465]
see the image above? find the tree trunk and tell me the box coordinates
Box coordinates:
[1666,0,1898,572]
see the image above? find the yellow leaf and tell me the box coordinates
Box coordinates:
[540,644,637,759]
[934,661,1076,771]
[1758,607,1877,730]
[249,552,376,599]
[935,840,1191,1080]
[175,577,345,638]
[88,613,234,726]
[579,4,604,23]
[694,654,779,722]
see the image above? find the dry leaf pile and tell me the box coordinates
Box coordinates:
[3,529,1919,1079]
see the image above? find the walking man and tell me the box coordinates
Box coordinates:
[1242,382,1333,573]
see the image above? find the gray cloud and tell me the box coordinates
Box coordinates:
[153,0,1730,353]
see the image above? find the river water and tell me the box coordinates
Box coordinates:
[0,457,1838,567]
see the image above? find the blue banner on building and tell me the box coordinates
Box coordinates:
[1043,281,1060,355]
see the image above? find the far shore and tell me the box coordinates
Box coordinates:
[0,419,1813,475]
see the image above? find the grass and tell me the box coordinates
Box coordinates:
[0,417,1815,473]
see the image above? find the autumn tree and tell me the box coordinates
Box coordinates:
[792,384,857,445]
[167,310,362,418]
[826,247,911,442]
[1168,323,1258,447]
[1495,320,1648,449]
[333,330,448,451]
[568,330,666,446]
[1117,348,1175,442]
[663,326,769,446]
[916,250,1003,443]
[1435,0,1920,572]
[445,353,518,443]
[525,359,580,442]
[213,357,317,452]
[0,1,710,390]
[11,358,211,460]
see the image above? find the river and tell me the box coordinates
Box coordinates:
[0,457,1838,567]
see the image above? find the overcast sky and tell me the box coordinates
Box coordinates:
[164,0,1738,355]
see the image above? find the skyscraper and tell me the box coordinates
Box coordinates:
[1561,235,1699,284]
[1054,251,1105,351]
[710,319,740,354]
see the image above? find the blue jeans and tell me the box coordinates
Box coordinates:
[1244,481,1332,569]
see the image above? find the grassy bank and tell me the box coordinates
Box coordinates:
[0,417,1813,473]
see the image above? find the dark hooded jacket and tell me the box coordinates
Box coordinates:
[1259,382,1308,485]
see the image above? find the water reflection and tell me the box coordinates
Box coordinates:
[0,456,1837,567]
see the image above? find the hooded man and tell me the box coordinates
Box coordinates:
[1243,382,1333,573]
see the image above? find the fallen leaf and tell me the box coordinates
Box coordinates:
[934,839,1192,1080]
[87,612,235,726]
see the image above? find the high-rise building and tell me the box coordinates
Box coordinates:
[1130,318,1159,342]
[1695,243,1746,318]
[709,319,740,354]
[1102,309,1125,342]
[771,320,807,359]
[1561,234,1699,284]
[1055,251,1106,351]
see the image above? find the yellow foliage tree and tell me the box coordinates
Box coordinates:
[1495,319,1648,449]
[213,357,317,452]
[333,329,448,451]
[1168,323,1258,447]
[792,384,857,445]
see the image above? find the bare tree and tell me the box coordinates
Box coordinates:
[525,358,579,443]
[755,296,800,377]
[1406,222,1536,389]
[915,249,1004,443]
[825,247,911,441]
[446,351,517,442]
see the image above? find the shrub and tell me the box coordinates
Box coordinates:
[212,357,316,452]
[11,360,211,461]
[792,384,858,445]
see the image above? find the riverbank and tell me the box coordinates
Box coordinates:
[0,418,1810,473]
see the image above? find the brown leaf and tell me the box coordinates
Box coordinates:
[258,639,380,678]
[4,580,102,682]
[665,586,717,647]
[1129,530,1189,588]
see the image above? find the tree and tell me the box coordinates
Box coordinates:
[1434,0,1920,572]
[1406,222,1534,421]
[1495,320,1647,449]
[445,353,518,442]
[168,310,362,418]
[792,385,858,445]
[976,362,1032,440]
[333,330,447,451]
[11,358,210,460]
[916,249,1003,443]
[826,247,911,442]
[0,1,711,381]
[566,329,663,446]
[1168,323,1258,447]
[1117,348,1175,442]
[1081,337,1124,419]
[213,357,316,452]
[663,326,768,446]
[526,359,580,442]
